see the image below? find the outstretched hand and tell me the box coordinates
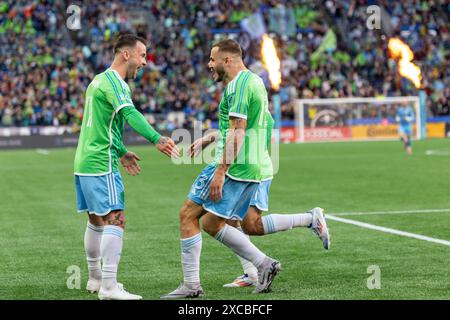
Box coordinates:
[120,151,141,176]
[156,136,180,158]
[188,132,217,158]
[188,137,205,158]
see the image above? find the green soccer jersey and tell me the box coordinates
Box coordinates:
[213,70,269,182]
[74,69,134,175]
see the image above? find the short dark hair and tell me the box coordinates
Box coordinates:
[212,39,243,58]
[114,34,146,54]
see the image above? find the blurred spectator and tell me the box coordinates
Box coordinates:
[0,0,448,131]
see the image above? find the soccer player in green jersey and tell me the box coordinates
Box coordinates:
[74,34,179,300]
[189,112,330,288]
[163,39,284,299]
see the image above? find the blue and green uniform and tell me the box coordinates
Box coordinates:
[250,112,274,211]
[74,68,160,215]
[188,70,270,220]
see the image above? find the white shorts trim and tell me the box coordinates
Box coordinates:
[77,209,117,216]
[202,204,242,221]
[251,204,269,212]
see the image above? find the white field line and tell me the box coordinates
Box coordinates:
[425,149,450,156]
[35,148,50,155]
[326,214,450,247]
[329,208,450,217]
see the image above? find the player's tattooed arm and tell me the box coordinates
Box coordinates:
[155,136,180,158]
[210,117,246,201]
[205,131,218,144]
[188,130,218,157]
[156,136,169,145]
[218,117,246,173]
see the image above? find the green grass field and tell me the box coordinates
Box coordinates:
[1,138,450,300]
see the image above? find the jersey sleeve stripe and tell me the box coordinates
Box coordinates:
[229,112,247,119]
[105,72,123,105]
[227,71,245,112]
[109,71,127,101]
[233,71,243,93]
[115,103,134,114]
[235,72,251,114]
[110,71,130,101]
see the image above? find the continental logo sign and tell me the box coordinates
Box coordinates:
[279,123,447,142]
[351,124,415,139]
[352,124,445,139]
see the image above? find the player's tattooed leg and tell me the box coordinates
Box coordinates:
[104,210,126,229]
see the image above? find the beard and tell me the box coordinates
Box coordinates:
[127,63,139,79]
[214,65,226,82]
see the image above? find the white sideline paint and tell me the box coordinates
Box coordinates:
[35,149,50,155]
[330,208,450,217]
[425,149,450,156]
[326,215,450,247]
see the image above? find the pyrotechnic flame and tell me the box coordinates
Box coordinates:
[388,37,422,88]
[261,34,281,90]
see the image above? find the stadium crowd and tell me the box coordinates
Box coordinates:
[0,0,448,130]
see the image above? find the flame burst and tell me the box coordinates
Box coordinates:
[261,34,281,90]
[388,37,422,88]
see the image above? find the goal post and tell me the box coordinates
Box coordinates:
[294,96,422,143]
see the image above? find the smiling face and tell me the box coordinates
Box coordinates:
[208,47,227,83]
[122,41,147,79]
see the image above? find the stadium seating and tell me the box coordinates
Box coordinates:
[0,0,448,130]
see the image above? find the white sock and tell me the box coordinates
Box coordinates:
[100,225,123,291]
[236,227,258,279]
[181,233,202,285]
[84,222,104,281]
[262,213,313,234]
[215,224,266,269]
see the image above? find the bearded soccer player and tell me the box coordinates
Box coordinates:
[163,39,286,299]
[74,34,179,300]
[190,111,330,288]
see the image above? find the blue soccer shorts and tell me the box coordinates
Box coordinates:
[398,125,412,137]
[75,171,125,216]
[188,165,259,221]
[249,178,272,211]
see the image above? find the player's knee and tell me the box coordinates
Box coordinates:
[241,223,256,235]
[241,208,264,235]
[88,213,104,227]
[226,219,240,228]
[242,217,264,235]
[179,205,193,225]
[104,210,126,229]
[202,220,218,236]
[202,215,224,237]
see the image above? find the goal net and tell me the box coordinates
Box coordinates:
[293,97,422,143]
